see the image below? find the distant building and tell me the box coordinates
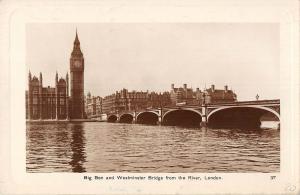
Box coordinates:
[102,93,117,115]
[170,84,199,105]
[95,96,103,116]
[85,92,94,118]
[102,89,149,114]
[101,89,172,115]
[26,72,69,120]
[204,85,237,104]
[85,92,102,118]
[170,84,237,105]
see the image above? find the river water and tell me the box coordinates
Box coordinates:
[26,122,280,173]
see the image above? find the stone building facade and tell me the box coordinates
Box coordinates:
[26,72,69,120]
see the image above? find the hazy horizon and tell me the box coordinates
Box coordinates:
[26,23,279,101]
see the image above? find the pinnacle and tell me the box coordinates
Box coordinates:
[74,29,80,43]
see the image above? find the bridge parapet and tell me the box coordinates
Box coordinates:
[206,99,280,107]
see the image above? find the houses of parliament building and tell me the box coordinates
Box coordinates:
[26,31,85,120]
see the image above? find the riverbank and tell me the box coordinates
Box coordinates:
[26,119,99,123]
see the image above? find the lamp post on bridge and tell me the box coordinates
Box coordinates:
[201,92,206,106]
[200,92,207,128]
[116,109,119,122]
[133,105,137,124]
[157,93,163,125]
[256,94,259,101]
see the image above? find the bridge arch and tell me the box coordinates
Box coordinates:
[136,111,159,118]
[119,113,134,123]
[207,106,280,129]
[107,114,118,123]
[162,108,202,127]
[136,111,159,125]
[163,108,203,119]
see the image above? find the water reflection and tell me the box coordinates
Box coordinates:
[27,122,280,173]
[69,123,86,172]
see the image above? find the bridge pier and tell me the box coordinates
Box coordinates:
[200,115,207,127]
[157,108,162,125]
[200,121,207,127]
[157,117,162,125]
[132,112,137,124]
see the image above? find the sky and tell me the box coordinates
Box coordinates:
[26,23,279,101]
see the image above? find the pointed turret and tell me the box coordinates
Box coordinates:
[66,72,70,120]
[39,72,43,87]
[38,72,43,120]
[74,28,79,44]
[66,72,69,96]
[71,29,83,57]
[55,71,58,85]
[28,70,32,81]
[55,71,58,120]
[27,70,32,120]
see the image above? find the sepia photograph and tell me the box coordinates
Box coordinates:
[26,23,280,173]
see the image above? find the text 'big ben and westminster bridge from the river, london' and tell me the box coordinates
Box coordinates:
[26,30,280,129]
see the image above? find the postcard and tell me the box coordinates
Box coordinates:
[0,0,299,194]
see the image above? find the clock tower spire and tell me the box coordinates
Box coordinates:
[70,29,85,119]
[71,29,83,58]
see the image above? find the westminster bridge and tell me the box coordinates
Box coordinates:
[104,99,280,128]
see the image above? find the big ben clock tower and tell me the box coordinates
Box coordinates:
[70,30,84,119]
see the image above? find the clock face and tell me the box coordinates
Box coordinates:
[74,60,81,68]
